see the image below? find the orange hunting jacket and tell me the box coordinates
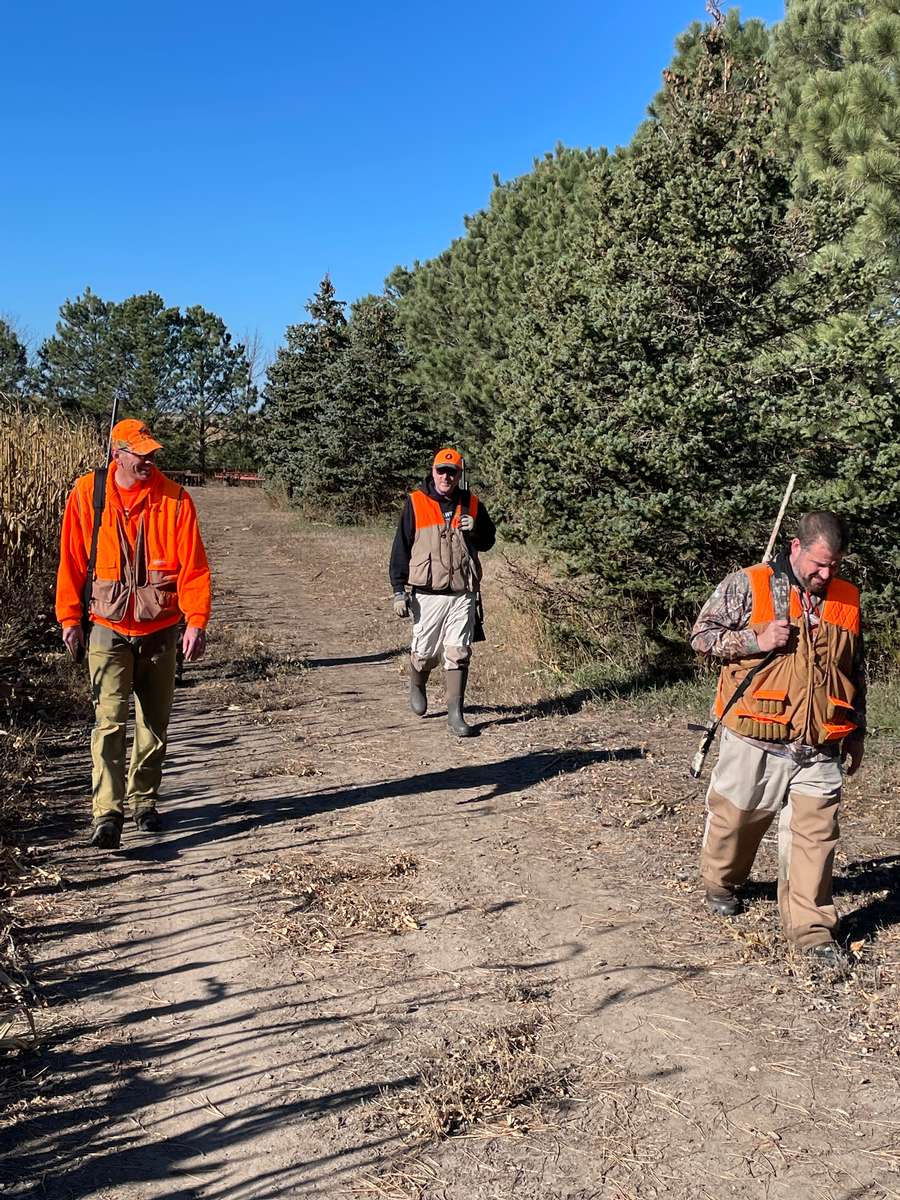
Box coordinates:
[56,465,211,637]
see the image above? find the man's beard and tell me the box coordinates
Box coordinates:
[800,575,827,595]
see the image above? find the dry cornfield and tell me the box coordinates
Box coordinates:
[0,407,102,594]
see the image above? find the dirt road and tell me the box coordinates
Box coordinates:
[5,488,900,1199]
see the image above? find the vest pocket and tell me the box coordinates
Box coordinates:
[751,686,788,716]
[826,694,856,721]
[822,721,857,743]
[734,709,791,741]
[133,585,179,623]
[822,696,857,742]
[91,578,129,623]
[409,553,433,589]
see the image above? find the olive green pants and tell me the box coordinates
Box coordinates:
[87,624,178,826]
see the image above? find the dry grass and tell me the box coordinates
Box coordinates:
[247,756,320,779]
[245,851,422,954]
[0,407,101,593]
[382,1014,569,1140]
[354,1013,572,1198]
[0,409,100,1067]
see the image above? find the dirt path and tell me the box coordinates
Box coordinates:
[5,488,900,1200]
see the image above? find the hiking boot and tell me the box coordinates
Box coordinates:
[705,889,742,917]
[90,819,122,850]
[446,667,476,737]
[135,809,161,833]
[409,662,430,717]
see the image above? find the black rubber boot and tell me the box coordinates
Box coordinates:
[446,667,476,737]
[409,662,430,716]
[705,889,742,917]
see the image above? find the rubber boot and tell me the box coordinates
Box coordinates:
[409,662,429,716]
[446,667,476,737]
[705,889,742,917]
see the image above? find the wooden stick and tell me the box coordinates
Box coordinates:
[763,473,797,563]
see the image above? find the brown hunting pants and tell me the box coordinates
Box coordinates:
[701,728,843,948]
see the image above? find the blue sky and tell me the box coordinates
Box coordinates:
[2,1,785,362]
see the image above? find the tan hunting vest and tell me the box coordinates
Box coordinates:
[715,563,861,746]
[407,490,481,593]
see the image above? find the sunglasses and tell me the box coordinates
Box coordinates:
[435,466,459,477]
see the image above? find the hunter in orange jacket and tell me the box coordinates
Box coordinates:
[56,461,211,638]
[56,418,212,850]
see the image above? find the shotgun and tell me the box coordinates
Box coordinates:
[74,396,120,662]
[688,473,797,779]
[458,456,485,643]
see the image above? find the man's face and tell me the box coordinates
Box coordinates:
[114,447,157,482]
[432,464,459,496]
[790,536,842,595]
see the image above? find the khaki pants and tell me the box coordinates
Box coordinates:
[409,591,476,671]
[87,624,178,826]
[701,728,843,948]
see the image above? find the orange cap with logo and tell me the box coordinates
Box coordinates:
[111,419,163,455]
[432,447,463,469]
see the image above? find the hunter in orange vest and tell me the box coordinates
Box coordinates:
[56,419,212,849]
[690,511,865,963]
[389,448,496,736]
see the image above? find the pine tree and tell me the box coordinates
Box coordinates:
[261,276,350,498]
[649,6,771,119]
[337,295,436,506]
[772,0,900,254]
[489,29,900,644]
[37,288,118,418]
[113,293,183,427]
[391,146,611,451]
[176,307,248,474]
[0,319,28,400]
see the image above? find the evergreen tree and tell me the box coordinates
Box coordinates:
[113,293,183,427]
[0,319,28,400]
[261,276,350,498]
[37,288,117,418]
[261,284,436,512]
[772,0,900,253]
[489,31,900,645]
[336,294,436,506]
[392,146,611,450]
[176,306,248,474]
[649,5,771,119]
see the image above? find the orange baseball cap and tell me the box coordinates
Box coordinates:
[111,419,163,455]
[433,447,463,469]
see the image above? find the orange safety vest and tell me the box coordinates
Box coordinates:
[56,465,211,637]
[407,490,481,593]
[715,563,861,746]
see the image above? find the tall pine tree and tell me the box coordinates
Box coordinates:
[0,320,28,400]
[772,0,900,254]
[261,276,350,499]
[490,27,900,645]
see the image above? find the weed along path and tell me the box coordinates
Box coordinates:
[7,487,900,1200]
